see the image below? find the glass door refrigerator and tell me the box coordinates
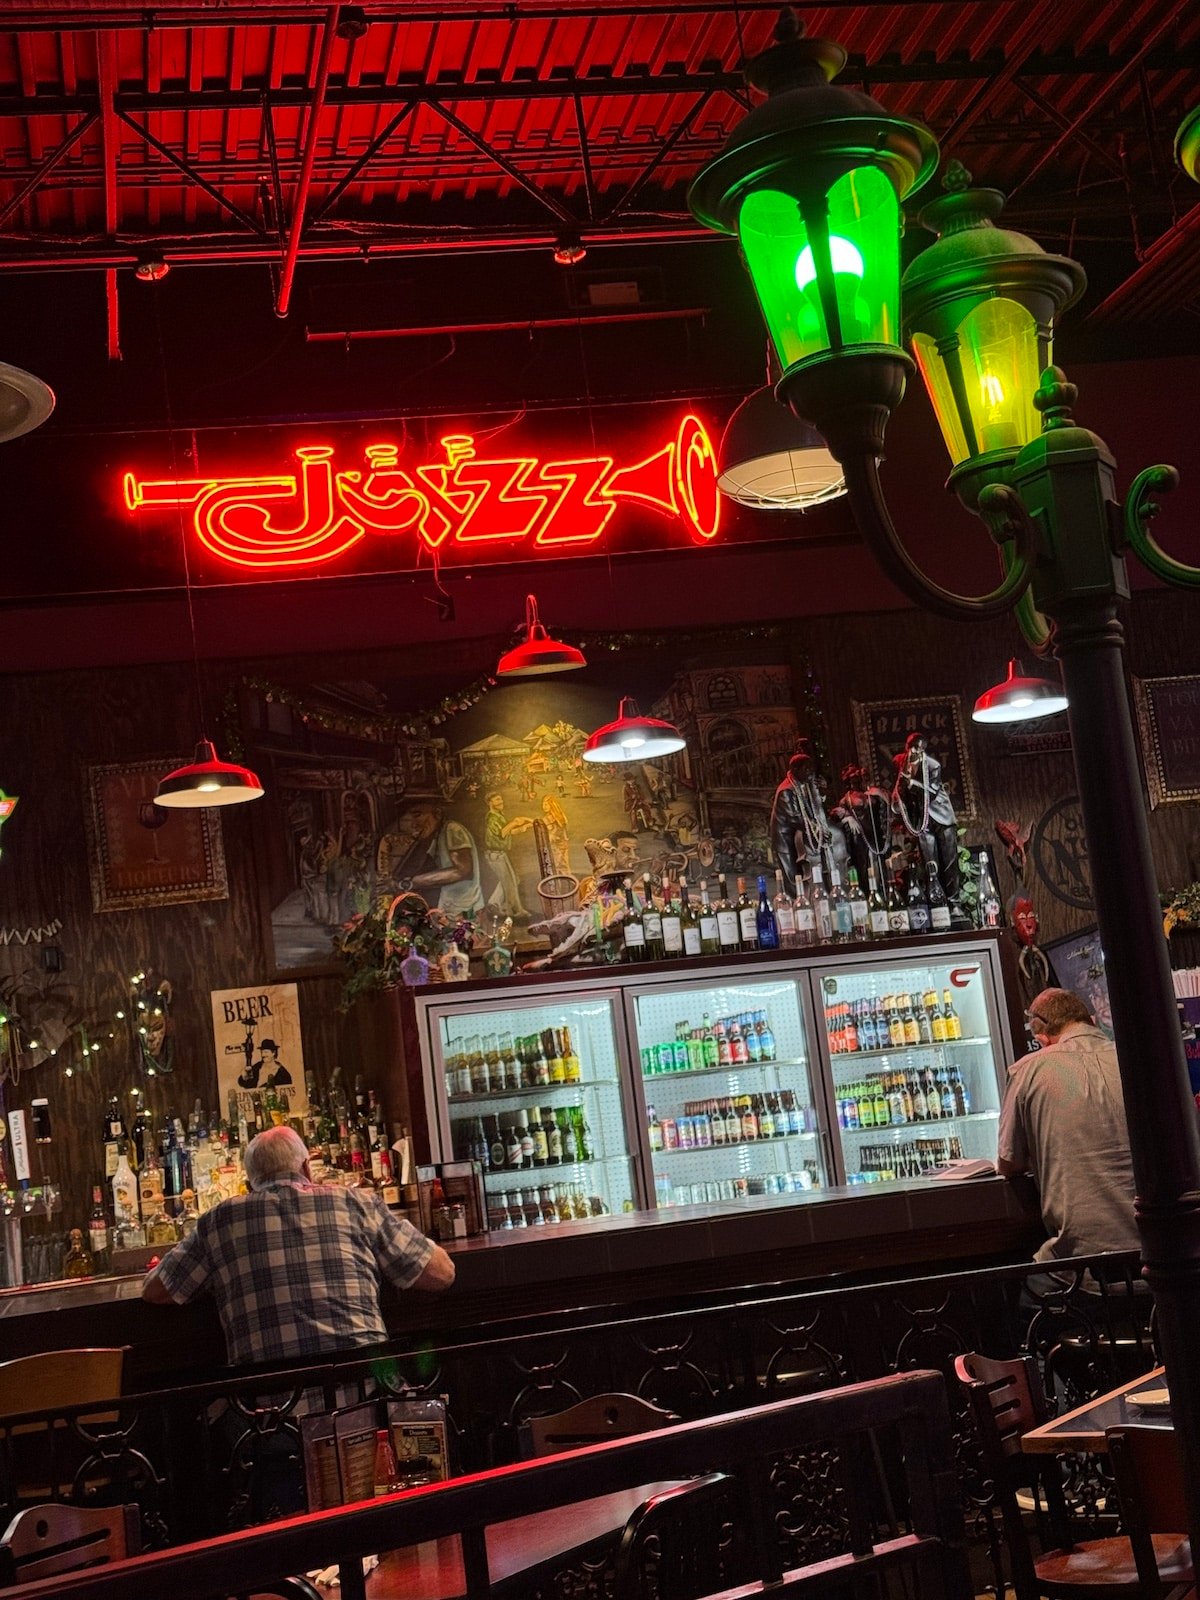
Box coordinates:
[418,985,642,1231]
[622,972,831,1211]
[806,941,1014,1187]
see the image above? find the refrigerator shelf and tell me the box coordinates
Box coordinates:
[839,1110,1000,1136]
[482,1153,632,1183]
[447,1079,612,1104]
[829,1036,991,1062]
[642,1056,805,1080]
[653,1131,820,1157]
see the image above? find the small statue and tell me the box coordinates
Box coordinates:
[770,739,849,893]
[830,762,893,893]
[891,732,966,923]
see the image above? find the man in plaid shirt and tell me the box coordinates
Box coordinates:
[143,1125,453,1364]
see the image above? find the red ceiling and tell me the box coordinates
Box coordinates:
[0,0,1198,301]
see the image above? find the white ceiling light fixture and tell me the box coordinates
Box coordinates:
[972,658,1069,724]
[716,384,846,512]
[0,362,55,444]
[583,697,686,763]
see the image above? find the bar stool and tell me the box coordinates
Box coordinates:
[0,1348,128,1505]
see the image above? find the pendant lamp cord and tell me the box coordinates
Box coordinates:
[152,288,208,745]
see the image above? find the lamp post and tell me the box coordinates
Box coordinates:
[692,10,1200,1547]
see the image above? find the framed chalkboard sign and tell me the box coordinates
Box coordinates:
[851,694,978,819]
[1134,676,1200,807]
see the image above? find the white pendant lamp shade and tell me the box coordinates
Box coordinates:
[972,659,1069,724]
[0,361,55,443]
[583,698,686,763]
[155,739,265,807]
[716,385,846,511]
[496,594,586,677]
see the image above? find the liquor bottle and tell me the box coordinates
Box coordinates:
[773,869,798,948]
[641,874,665,960]
[102,1097,127,1180]
[145,1201,178,1248]
[755,875,779,950]
[926,861,952,933]
[906,869,932,934]
[715,875,741,955]
[137,1143,164,1218]
[660,883,684,959]
[62,1228,94,1280]
[697,880,721,956]
[866,862,890,939]
[373,1429,400,1496]
[886,874,910,937]
[88,1185,109,1268]
[793,873,817,946]
[679,878,703,957]
[736,877,759,950]
[622,877,646,962]
[942,989,963,1041]
[829,868,854,942]
[811,864,833,942]
[847,868,869,939]
[979,862,1002,929]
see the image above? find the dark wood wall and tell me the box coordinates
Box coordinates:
[2,587,1198,1236]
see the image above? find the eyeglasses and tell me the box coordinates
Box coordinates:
[1026,1014,1048,1031]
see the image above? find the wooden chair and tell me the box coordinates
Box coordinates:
[955,1351,1169,1599]
[612,1473,758,1600]
[1107,1425,1193,1598]
[0,1348,127,1503]
[0,1501,140,1586]
[528,1393,679,1457]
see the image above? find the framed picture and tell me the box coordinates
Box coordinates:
[84,758,228,913]
[211,980,307,1120]
[1134,675,1200,807]
[1041,926,1113,1039]
[851,694,979,819]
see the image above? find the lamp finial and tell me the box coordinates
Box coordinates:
[1034,367,1079,431]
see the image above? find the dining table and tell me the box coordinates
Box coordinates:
[1021,1365,1171,1455]
[358,1478,687,1600]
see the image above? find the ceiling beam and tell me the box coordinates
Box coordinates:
[275,5,338,317]
[97,29,121,360]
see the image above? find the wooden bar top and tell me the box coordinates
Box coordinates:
[0,1176,1040,1382]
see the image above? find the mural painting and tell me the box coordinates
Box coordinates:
[246,661,803,972]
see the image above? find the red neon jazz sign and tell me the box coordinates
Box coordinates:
[122,414,721,573]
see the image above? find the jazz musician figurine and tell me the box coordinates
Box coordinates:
[891,732,968,926]
[770,739,849,894]
[830,762,893,894]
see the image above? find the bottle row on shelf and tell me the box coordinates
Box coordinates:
[825,990,964,1054]
[453,1106,593,1173]
[848,1135,965,1183]
[486,1183,612,1230]
[444,1027,584,1099]
[655,1167,821,1208]
[836,1066,973,1131]
[648,1091,815,1154]
[642,1010,778,1075]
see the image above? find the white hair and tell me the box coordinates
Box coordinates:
[243,1125,309,1190]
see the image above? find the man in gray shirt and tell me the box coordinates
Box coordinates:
[998,987,1139,1263]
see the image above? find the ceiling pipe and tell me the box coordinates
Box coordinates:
[275,5,339,319]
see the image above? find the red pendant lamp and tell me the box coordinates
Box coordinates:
[155,739,265,807]
[496,594,586,677]
[583,698,686,763]
[972,659,1069,724]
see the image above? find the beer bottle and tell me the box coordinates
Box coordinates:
[942,988,963,1041]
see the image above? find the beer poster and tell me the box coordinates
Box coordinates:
[210,981,307,1121]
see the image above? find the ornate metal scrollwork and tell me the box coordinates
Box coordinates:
[1123,464,1200,589]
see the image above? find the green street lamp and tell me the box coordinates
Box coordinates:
[693,10,1200,1553]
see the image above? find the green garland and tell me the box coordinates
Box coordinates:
[222,623,827,770]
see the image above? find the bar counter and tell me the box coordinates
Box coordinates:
[0,1174,1039,1385]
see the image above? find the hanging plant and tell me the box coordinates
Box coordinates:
[332,892,476,1007]
[1163,882,1200,939]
